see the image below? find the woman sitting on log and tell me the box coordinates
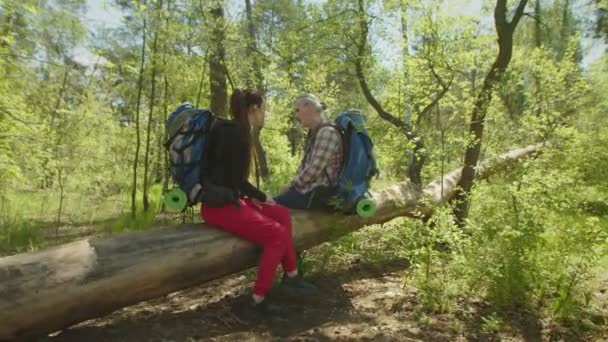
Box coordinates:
[200,88,318,318]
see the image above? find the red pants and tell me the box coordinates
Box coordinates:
[201,199,297,297]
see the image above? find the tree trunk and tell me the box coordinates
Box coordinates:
[161,75,170,212]
[41,68,70,189]
[209,1,227,117]
[245,0,264,93]
[287,126,300,157]
[245,0,270,180]
[596,1,607,40]
[143,0,164,212]
[559,0,571,59]
[0,144,539,340]
[535,0,542,48]
[532,0,543,118]
[452,0,529,226]
[131,3,147,218]
[252,127,269,180]
[160,0,172,213]
[55,167,65,237]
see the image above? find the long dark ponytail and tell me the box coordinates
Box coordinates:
[229,88,264,179]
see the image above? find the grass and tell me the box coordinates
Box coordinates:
[0,183,177,256]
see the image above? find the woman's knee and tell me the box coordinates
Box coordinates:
[272,205,292,228]
[262,222,289,246]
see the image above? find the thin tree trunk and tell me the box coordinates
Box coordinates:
[452,0,529,226]
[401,0,411,122]
[286,62,301,157]
[356,0,449,186]
[596,3,607,39]
[41,68,70,189]
[50,69,69,129]
[131,1,147,218]
[196,53,206,107]
[245,0,264,92]
[245,0,270,179]
[535,0,542,48]
[559,0,571,59]
[533,0,543,118]
[209,0,227,117]
[154,122,162,183]
[48,67,70,230]
[160,0,172,212]
[143,0,164,212]
[55,167,65,237]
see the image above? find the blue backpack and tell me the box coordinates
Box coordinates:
[328,110,378,213]
[165,103,216,206]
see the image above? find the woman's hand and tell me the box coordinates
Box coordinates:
[251,193,275,208]
[264,193,276,205]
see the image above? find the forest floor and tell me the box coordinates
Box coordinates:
[37,225,608,342]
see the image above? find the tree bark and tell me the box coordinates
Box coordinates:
[161,73,170,212]
[131,1,147,218]
[252,127,269,180]
[209,1,228,117]
[245,0,264,93]
[452,0,528,226]
[0,144,539,340]
[55,167,65,237]
[559,0,571,59]
[159,0,172,212]
[534,0,542,47]
[532,0,543,118]
[143,0,163,212]
[245,0,270,180]
[41,68,70,189]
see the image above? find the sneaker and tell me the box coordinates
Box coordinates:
[233,296,287,321]
[278,274,320,299]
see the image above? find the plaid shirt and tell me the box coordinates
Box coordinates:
[291,122,343,194]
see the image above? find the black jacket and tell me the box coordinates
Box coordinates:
[200,120,266,207]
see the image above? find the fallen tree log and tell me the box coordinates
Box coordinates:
[0,144,539,340]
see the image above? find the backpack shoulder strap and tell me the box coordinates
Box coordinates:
[205,118,229,156]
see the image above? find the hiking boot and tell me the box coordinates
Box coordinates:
[233,296,287,321]
[278,274,320,299]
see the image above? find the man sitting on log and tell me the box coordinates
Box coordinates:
[275,93,344,210]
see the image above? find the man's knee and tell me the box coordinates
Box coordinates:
[274,193,291,207]
[274,189,309,210]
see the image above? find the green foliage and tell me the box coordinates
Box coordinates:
[406,125,608,320]
[0,0,607,335]
[401,207,472,313]
[480,312,503,334]
[375,127,606,342]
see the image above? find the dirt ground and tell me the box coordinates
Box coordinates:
[38,254,607,342]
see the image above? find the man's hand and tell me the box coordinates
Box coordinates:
[279,185,291,195]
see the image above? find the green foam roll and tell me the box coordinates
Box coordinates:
[356,197,377,218]
[164,187,188,211]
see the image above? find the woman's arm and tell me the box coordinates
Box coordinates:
[239,181,267,202]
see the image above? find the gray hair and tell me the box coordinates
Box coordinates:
[295,93,323,113]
